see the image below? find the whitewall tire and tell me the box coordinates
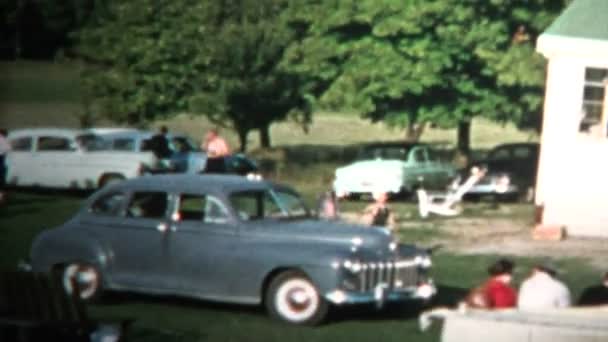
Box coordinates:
[62,263,102,302]
[265,271,328,325]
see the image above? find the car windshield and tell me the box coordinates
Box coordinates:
[230,188,309,221]
[357,146,410,161]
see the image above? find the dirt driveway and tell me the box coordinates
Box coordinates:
[344,203,607,270]
[407,212,608,271]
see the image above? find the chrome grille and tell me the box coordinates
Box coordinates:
[357,259,420,292]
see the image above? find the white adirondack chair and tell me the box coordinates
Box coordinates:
[417,167,487,218]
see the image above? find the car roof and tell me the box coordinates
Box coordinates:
[105,174,273,194]
[87,127,139,135]
[361,142,424,149]
[491,142,539,150]
[8,128,83,139]
[93,129,187,140]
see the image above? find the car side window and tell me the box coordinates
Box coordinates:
[230,191,284,220]
[204,197,229,224]
[230,192,259,220]
[10,137,33,151]
[513,147,531,159]
[127,192,168,219]
[177,194,229,224]
[90,192,126,216]
[427,149,439,162]
[410,148,426,163]
[37,136,74,151]
[489,148,510,160]
[112,138,136,151]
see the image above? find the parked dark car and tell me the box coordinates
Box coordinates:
[462,143,540,201]
[203,153,260,177]
[29,174,435,325]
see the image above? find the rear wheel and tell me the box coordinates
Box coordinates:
[61,263,103,302]
[265,271,328,325]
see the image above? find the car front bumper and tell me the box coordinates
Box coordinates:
[333,179,406,197]
[324,281,436,306]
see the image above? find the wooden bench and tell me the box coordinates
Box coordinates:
[0,270,133,342]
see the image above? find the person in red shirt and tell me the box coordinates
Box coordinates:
[465,258,517,309]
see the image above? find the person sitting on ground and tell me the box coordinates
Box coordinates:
[578,271,608,306]
[201,128,231,158]
[361,191,395,230]
[464,258,517,309]
[518,261,571,310]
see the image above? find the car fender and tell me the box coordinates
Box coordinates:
[254,244,356,298]
[30,226,110,275]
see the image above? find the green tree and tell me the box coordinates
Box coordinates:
[283,0,567,153]
[188,0,310,151]
[74,0,308,151]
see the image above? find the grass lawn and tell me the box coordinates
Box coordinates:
[0,191,600,342]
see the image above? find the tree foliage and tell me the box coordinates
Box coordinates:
[282,0,568,151]
[72,0,568,152]
[75,0,309,150]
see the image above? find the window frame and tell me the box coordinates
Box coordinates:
[580,67,608,134]
[88,191,128,217]
[36,136,76,152]
[9,136,33,152]
[175,193,231,225]
[125,191,170,220]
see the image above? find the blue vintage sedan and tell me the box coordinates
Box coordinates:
[29,174,435,325]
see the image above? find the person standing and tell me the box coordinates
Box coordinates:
[148,126,172,159]
[518,262,571,310]
[464,258,517,309]
[0,129,10,205]
[317,190,340,220]
[201,128,231,158]
[578,271,608,306]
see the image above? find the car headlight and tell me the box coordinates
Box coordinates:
[414,255,433,268]
[343,260,363,273]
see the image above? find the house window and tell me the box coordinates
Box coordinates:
[580,67,608,134]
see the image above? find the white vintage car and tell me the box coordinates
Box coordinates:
[5,128,157,189]
[333,143,457,198]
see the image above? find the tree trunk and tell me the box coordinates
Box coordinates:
[15,0,26,59]
[405,122,426,142]
[237,129,249,152]
[259,123,271,149]
[457,120,471,155]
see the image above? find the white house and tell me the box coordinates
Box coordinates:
[536,0,608,237]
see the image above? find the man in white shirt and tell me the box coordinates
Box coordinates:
[518,261,571,310]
